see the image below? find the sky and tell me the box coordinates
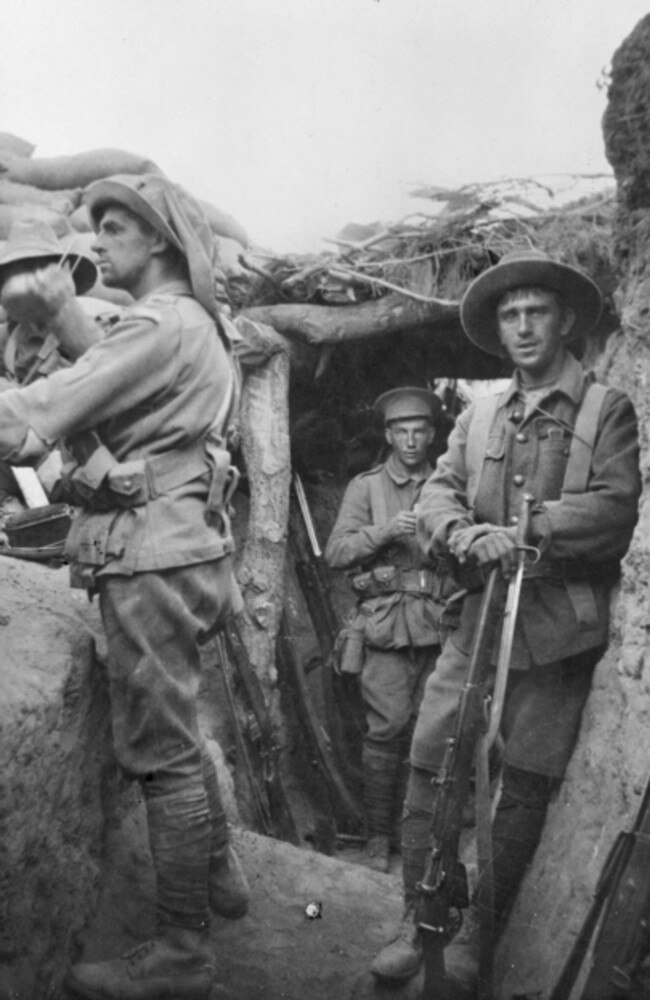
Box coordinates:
[1,0,649,252]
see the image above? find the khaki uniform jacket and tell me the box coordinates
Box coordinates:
[0,280,235,576]
[325,454,441,649]
[418,354,641,665]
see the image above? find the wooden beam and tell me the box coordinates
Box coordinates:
[241,291,460,345]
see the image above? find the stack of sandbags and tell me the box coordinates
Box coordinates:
[0,133,250,300]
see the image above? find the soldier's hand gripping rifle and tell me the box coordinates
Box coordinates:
[417,495,536,1000]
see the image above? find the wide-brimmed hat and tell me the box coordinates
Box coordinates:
[374,386,441,424]
[0,220,97,296]
[85,174,184,252]
[84,173,225,333]
[460,249,603,356]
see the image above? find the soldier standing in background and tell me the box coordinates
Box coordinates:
[325,387,447,873]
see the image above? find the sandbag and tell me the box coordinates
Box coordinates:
[0,205,70,239]
[199,199,249,247]
[0,178,81,215]
[0,148,162,191]
[69,204,92,233]
[0,133,35,158]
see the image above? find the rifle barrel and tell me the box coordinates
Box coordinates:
[294,473,322,557]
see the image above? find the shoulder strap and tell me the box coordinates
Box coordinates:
[367,468,389,526]
[466,391,504,508]
[561,382,609,496]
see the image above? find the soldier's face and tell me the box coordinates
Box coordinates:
[91,207,159,292]
[496,287,575,382]
[385,417,433,470]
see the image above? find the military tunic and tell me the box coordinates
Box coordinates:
[325,454,442,743]
[0,279,239,803]
[412,353,641,776]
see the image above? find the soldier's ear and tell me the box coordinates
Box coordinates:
[384,425,392,447]
[149,230,171,256]
[559,308,576,340]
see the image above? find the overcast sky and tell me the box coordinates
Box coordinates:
[1,0,649,251]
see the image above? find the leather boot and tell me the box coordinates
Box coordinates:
[443,905,480,997]
[65,925,215,1000]
[371,767,434,982]
[363,834,391,873]
[370,903,422,982]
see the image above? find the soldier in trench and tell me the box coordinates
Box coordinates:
[325,386,449,873]
[0,219,100,520]
[0,174,248,1000]
[370,249,642,993]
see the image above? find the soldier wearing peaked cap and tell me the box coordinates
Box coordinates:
[371,250,641,992]
[0,174,249,999]
[325,386,450,874]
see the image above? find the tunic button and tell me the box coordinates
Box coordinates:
[513,474,525,486]
[516,432,527,443]
[511,411,523,423]
[510,514,519,525]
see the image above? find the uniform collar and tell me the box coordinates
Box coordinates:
[139,279,194,302]
[385,452,433,485]
[498,351,586,409]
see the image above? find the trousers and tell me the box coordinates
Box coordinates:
[98,556,237,929]
[411,634,601,778]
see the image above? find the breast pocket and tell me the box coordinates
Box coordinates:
[534,419,571,496]
[469,433,505,510]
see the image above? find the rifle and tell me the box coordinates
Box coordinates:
[418,565,503,1000]
[215,620,299,844]
[286,474,365,830]
[550,779,650,1000]
[418,497,537,1000]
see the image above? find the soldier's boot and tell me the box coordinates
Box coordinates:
[439,904,480,998]
[371,766,434,981]
[360,740,402,873]
[370,898,423,983]
[201,742,250,919]
[436,767,555,998]
[65,926,215,1000]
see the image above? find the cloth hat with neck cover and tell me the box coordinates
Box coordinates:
[374,386,441,424]
[84,172,229,343]
[460,248,603,357]
[0,219,97,296]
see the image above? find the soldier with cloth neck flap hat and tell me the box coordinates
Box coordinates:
[325,385,448,875]
[0,221,99,518]
[370,249,641,993]
[0,173,248,1000]
[0,218,98,297]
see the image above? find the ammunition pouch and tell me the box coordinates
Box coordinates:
[350,566,449,600]
[61,429,239,530]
